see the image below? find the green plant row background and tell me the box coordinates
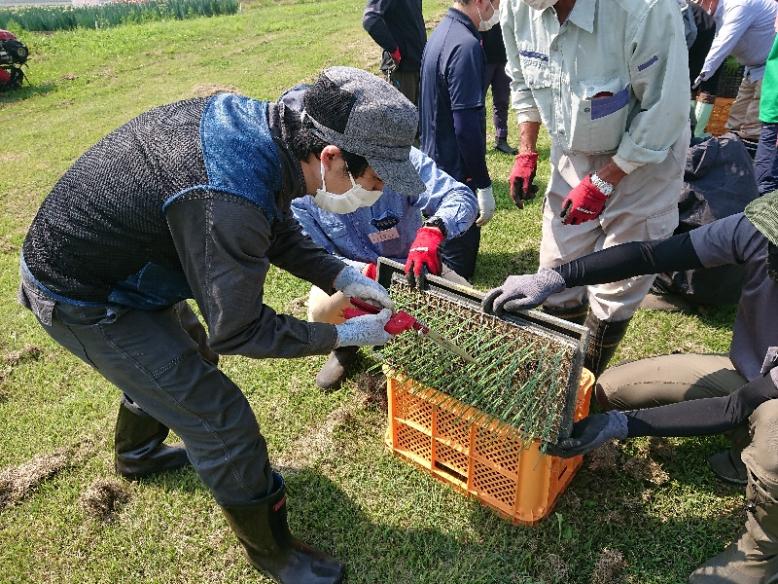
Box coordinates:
[0,0,238,32]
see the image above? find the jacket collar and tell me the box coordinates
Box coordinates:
[267,102,307,207]
[532,0,595,33]
[446,7,480,37]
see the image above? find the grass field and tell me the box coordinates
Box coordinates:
[0,2,744,582]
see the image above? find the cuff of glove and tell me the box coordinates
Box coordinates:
[608,410,630,440]
[332,265,359,292]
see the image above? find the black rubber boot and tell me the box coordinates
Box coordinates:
[690,475,778,582]
[315,347,359,392]
[542,303,589,326]
[114,396,190,480]
[584,313,632,377]
[709,449,749,485]
[221,472,344,584]
[495,138,517,155]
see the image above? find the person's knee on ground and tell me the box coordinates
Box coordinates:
[691,400,778,583]
[308,285,359,391]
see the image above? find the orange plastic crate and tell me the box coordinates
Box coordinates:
[386,369,594,525]
[706,96,735,137]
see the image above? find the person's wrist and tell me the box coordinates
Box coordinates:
[422,217,447,237]
[590,172,614,197]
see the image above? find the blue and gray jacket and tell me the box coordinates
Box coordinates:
[291,147,477,269]
[21,94,344,357]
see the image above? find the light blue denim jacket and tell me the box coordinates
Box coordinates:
[291,147,477,266]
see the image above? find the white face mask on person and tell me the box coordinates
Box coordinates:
[520,0,557,10]
[478,0,500,31]
[313,161,383,214]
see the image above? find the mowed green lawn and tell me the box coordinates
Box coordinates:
[0,2,744,582]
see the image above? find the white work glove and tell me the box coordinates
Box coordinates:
[476,185,496,227]
[335,309,393,347]
[332,265,394,310]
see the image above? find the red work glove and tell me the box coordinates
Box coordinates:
[404,226,444,288]
[508,152,539,209]
[391,48,402,64]
[362,262,377,280]
[560,175,608,226]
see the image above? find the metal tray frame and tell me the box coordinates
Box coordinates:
[377,258,590,440]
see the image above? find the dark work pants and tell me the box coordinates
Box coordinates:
[484,63,511,140]
[441,222,481,281]
[390,69,420,107]
[18,275,272,506]
[755,122,778,196]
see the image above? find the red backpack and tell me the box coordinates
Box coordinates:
[0,29,28,91]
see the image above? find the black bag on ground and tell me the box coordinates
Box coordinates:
[651,133,759,305]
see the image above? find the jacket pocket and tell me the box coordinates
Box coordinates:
[519,49,552,90]
[646,206,679,241]
[570,78,631,154]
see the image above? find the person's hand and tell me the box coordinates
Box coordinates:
[333,266,394,310]
[481,268,566,316]
[335,308,393,347]
[692,74,704,90]
[560,175,608,226]
[547,411,629,458]
[362,262,377,280]
[508,152,539,208]
[476,186,496,226]
[380,48,402,76]
[404,226,444,288]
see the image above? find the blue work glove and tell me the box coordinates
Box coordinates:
[481,268,566,315]
[335,309,393,348]
[333,266,394,311]
[548,411,629,458]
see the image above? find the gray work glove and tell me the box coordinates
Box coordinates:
[333,266,394,311]
[476,185,496,227]
[547,411,629,458]
[335,309,393,348]
[481,268,566,315]
[761,346,778,375]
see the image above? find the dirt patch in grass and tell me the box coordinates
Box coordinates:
[353,371,387,411]
[623,456,670,486]
[3,345,43,367]
[647,436,676,462]
[80,479,131,521]
[274,403,357,472]
[191,83,240,98]
[587,442,621,473]
[538,553,570,584]
[590,548,627,584]
[0,449,69,510]
[0,438,96,511]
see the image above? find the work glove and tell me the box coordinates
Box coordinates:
[404,226,444,288]
[547,411,629,458]
[692,74,704,90]
[476,185,496,227]
[508,152,539,208]
[560,175,608,226]
[333,265,394,311]
[362,262,377,280]
[334,308,393,348]
[481,268,566,316]
[380,48,402,76]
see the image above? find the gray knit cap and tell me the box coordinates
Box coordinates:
[745,190,778,245]
[302,66,425,198]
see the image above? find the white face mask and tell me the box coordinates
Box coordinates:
[478,0,500,31]
[313,161,383,214]
[520,0,557,10]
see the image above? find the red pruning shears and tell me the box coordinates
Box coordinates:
[344,298,475,363]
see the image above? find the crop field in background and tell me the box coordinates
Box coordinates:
[0,1,743,582]
[0,0,239,31]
